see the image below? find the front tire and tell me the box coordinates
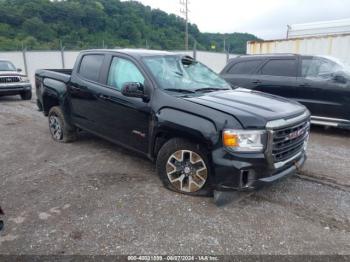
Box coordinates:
[20,90,32,100]
[48,106,77,143]
[156,138,212,196]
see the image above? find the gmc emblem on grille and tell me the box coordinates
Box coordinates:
[286,128,305,141]
[7,78,12,82]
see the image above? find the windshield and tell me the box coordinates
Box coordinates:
[322,56,350,75]
[302,56,350,80]
[0,61,16,71]
[143,55,231,91]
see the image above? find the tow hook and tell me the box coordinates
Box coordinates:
[294,160,301,172]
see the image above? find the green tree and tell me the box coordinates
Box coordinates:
[0,0,260,52]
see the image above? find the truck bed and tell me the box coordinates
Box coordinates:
[35,69,72,83]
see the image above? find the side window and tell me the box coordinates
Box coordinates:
[228,60,262,74]
[302,58,338,79]
[79,55,104,82]
[107,57,145,91]
[260,59,297,77]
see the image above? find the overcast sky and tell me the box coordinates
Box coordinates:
[129,0,350,39]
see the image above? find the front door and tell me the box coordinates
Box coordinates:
[297,57,350,120]
[96,56,152,154]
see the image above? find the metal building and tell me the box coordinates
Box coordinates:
[247,18,350,64]
[287,18,350,39]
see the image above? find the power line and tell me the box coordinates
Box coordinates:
[180,0,189,50]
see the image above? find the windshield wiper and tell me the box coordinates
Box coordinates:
[163,88,195,93]
[194,87,231,93]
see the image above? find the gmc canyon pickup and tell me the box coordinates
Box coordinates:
[35,49,310,196]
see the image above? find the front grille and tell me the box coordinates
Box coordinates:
[0,76,20,83]
[271,119,310,163]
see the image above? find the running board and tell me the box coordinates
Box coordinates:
[311,116,350,128]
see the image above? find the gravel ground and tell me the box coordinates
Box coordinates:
[0,95,349,255]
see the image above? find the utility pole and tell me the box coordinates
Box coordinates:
[60,40,65,69]
[286,25,291,39]
[223,37,226,52]
[180,0,189,50]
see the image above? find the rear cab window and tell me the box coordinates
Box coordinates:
[227,60,262,75]
[78,54,105,82]
[260,59,297,77]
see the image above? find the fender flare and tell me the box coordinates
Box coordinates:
[151,108,219,157]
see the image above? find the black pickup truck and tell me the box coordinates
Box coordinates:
[35,49,310,196]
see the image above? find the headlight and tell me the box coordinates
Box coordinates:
[20,76,30,82]
[223,129,266,152]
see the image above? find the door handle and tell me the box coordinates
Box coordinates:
[299,83,311,87]
[98,94,110,100]
[252,80,261,84]
[70,86,81,91]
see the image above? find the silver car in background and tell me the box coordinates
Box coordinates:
[0,60,32,100]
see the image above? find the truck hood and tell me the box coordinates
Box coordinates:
[184,88,306,128]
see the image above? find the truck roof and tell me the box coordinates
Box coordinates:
[237,53,300,58]
[82,49,179,58]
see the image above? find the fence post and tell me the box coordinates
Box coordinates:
[226,50,229,64]
[22,47,28,75]
[60,41,65,69]
[193,41,197,60]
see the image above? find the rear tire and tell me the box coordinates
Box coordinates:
[20,90,32,100]
[156,138,212,196]
[48,106,77,143]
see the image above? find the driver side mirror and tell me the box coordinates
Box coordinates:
[121,82,148,100]
[333,73,347,84]
[17,68,22,72]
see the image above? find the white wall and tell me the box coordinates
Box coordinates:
[0,50,234,83]
[63,51,80,68]
[25,51,63,84]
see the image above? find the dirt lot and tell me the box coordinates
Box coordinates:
[0,95,349,255]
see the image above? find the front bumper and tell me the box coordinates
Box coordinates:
[0,82,32,95]
[211,148,306,191]
[212,111,310,191]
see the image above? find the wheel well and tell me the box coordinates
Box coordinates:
[153,132,211,159]
[43,95,59,116]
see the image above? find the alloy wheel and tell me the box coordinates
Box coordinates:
[166,150,208,193]
[49,115,63,140]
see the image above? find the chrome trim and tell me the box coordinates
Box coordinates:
[311,120,338,127]
[0,75,21,83]
[311,116,350,124]
[265,130,275,167]
[274,151,303,169]
[265,111,310,169]
[0,82,31,88]
[266,111,310,129]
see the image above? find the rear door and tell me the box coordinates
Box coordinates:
[221,59,263,89]
[298,56,350,120]
[68,53,106,133]
[251,58,298,99]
